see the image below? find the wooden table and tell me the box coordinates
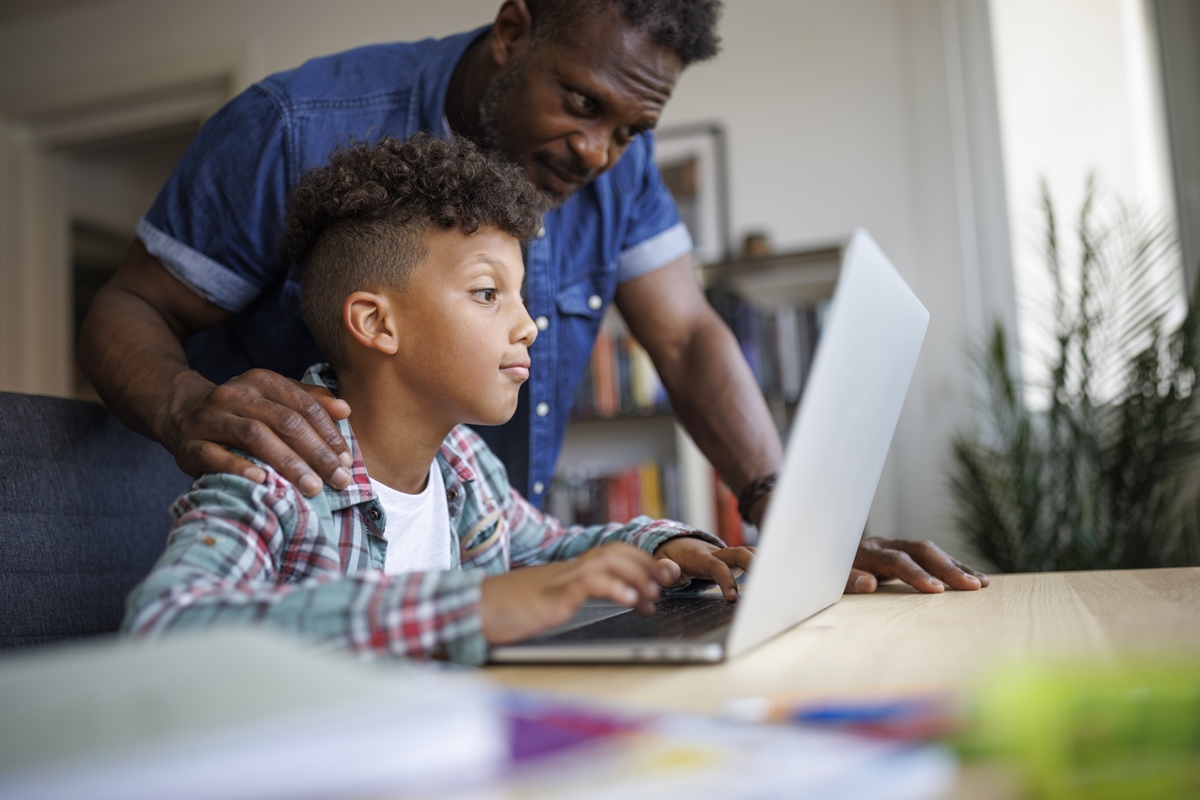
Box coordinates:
[488,569,1199,711]
[488,569,1199,799]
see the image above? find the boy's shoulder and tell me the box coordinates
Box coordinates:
[169,451,331,524]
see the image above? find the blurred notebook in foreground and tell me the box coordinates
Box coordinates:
[0,629,506,799]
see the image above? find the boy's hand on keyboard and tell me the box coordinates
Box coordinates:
[652,537,755,602]
[478,543,676,644]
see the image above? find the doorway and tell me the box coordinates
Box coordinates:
[65,126,198,399]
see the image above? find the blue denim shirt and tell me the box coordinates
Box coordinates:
[137,27,692,505]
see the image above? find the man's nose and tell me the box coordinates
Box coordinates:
[570,129,610,174]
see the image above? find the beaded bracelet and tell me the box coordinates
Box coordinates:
[737,473,778,524]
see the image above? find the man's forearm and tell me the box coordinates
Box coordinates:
[657,314,783,507]
[78,282,210,446]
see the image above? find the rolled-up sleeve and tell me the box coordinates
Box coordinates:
[139,85,293,313]
[615,134,694,283]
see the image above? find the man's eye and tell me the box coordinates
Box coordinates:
[615,126,640,146]
[569,91,596,114]
[472,288,498,302]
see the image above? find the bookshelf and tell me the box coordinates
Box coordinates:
[553,244,843,540]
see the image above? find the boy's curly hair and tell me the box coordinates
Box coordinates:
[282,133,548,366]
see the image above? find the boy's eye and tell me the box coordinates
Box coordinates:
[472,288,498,303]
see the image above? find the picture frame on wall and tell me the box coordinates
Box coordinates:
[653,123,731,265]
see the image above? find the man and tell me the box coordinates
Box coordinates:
[80,0,986,595]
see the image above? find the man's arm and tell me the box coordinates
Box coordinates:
[615,254,782,526]
[79,238,352,496]
[615,254,990,594]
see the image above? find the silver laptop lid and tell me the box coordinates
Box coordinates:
[725,229,929,658]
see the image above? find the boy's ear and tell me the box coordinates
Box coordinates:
[343,291,399,356]
[490,0,533,67]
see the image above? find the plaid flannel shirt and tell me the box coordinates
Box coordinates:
[122,364,719,665]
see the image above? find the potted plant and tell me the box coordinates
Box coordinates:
[948,178,1200,571]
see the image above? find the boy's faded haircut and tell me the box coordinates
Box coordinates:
[282,133,548,367]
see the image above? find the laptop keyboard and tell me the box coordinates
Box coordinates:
[536,596,736,642]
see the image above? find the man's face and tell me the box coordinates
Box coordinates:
[390,225,537,429]
[479,6,682,204]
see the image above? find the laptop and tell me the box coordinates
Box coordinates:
[489,229,930,664]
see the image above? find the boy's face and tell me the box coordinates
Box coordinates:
[390,225,537,428]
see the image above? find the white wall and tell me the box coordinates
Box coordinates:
[0,0,1013,559]
[990,0,1181,398]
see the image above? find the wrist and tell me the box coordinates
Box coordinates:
[737,473,777,525]
[160,368,213,449]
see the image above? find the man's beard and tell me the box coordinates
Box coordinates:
[477,54,573,207]
[477,54,524,166]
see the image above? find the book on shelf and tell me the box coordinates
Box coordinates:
[547,461,756,546]
[704,284,827,409]
[570,317,669,420]
[560,282,827,540]
[548,460,680,527]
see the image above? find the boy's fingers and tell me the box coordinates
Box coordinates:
[582,546,661,598]
[700,558,739,601]
[655,558,683,586]
[580,572,654,610]
[716,547,754,572]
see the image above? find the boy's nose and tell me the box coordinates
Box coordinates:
[514,305,538,347]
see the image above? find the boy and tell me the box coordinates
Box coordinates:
[122,134,751,665]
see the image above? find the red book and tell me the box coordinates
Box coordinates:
[592,328,617,418]
[713,472,744,546]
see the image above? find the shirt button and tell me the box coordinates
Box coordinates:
[536,402,550,417]
[446,489,457,503]
[535,315,549,331]
[368,507,382,521]
[532,481,545,495]
[587,295,602,311]
[537,225,546,238]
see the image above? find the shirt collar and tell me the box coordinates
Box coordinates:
[415,25,490,138]
[301,363,476,510]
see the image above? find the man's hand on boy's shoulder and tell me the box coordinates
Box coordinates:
[167,368,354,497]
[847,536,990,594]
[653,537,754,602]
[479,543,674,645]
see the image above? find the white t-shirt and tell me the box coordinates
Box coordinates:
[369,462,452,575]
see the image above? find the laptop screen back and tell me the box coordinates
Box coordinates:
[725,229,929,658]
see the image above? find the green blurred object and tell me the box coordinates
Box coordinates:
[961,656,1200,799]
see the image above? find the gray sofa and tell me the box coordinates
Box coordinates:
[0,391,190,650]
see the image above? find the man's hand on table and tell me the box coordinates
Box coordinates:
[846,536,989,594]
[168,368,353,497]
